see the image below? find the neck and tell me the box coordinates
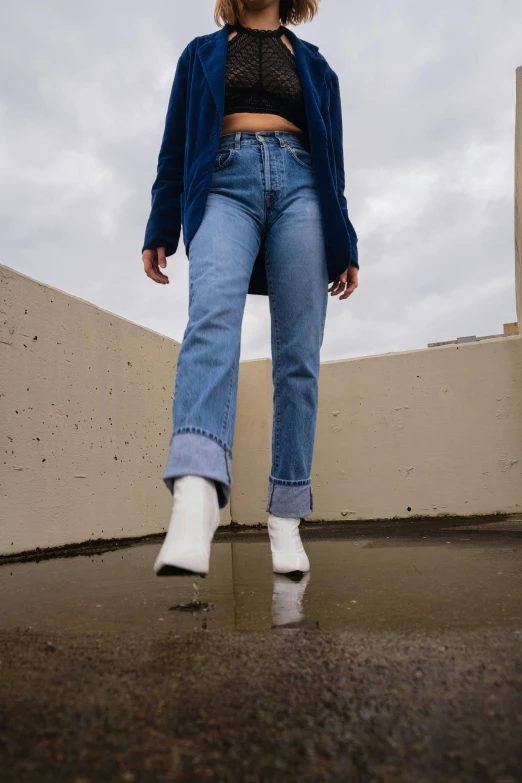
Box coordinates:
[239,6,281,31]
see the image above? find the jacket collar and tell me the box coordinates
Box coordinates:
[197,23,328,120]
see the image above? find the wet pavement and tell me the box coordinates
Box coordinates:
[1,515,522,781]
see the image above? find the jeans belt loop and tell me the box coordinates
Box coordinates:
[234,131,241,150]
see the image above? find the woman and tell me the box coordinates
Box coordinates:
[142,0,359,578]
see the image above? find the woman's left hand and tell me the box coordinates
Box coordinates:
[328,265,358,299]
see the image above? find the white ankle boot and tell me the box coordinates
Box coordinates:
[267,514,310,574]
[154,475,220,577]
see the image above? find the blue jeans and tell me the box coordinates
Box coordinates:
[163,130,329,517]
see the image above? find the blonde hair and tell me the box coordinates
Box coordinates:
[214,0,320,28]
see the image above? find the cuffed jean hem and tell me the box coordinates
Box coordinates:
[266,475,313,518]
[162,430,233,509]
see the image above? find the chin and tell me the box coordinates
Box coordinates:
[244,0,276,9]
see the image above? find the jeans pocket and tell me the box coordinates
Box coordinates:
[213,147,235,172]
[288,145,314,171]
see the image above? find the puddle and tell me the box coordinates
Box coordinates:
[1,521,521,635]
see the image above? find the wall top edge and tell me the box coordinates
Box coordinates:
[234,334,521,369]
[0,264,181,347]
[320,334,521,366]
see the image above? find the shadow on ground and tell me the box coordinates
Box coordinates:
[1,515,521,782]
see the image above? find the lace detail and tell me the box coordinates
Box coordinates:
[234,22,285,37]
[224,24,308,134]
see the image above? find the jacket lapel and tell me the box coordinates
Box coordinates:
[196,23,329,121]
[196,24,230,119]
[284,26,329,114]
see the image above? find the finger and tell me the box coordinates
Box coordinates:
[339,282,357,300]
[146,265,169,284]
[157,247,167,268]
[143,253,169,284]
[330,278,346,296]
[151,255,169,282]
[152,261,169,284]
[328,277,342,294]
[153,270,170,284]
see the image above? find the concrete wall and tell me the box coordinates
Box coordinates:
[232,337,522,525]
[311,337,522,522]
[0,265,231,556]
[1,263,522,555]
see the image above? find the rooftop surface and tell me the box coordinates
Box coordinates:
[1,515,521,782]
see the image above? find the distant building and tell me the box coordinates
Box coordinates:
[428,322,519,347]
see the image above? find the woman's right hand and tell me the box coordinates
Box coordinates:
[142,247,169,285]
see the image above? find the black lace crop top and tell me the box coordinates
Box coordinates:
[223,22,308,135]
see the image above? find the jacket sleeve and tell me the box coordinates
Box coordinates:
[142,47,189,257]
[328,69,359,269]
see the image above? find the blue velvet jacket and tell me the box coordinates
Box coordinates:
[142,23,358,296]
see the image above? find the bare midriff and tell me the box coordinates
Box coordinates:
[220,30,306,139]
[220,112,305,136]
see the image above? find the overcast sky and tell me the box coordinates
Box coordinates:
[2,0,521,360]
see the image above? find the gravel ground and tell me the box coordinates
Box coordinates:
[1,626,521,783]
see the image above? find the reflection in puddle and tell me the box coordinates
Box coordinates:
[0,521,521,635]
[271,572,316,629]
